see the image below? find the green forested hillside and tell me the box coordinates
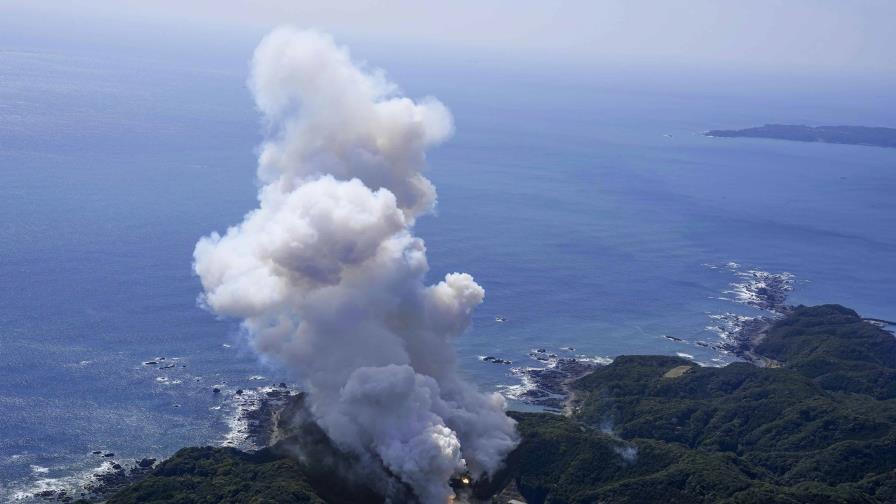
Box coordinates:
[105,447,326,504]
[484,305,896,503]
[109,305,896,503]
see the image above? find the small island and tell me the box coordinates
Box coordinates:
[705,124,896,148]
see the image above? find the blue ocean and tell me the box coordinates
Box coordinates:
[1,40,894,498]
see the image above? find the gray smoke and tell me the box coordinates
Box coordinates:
[193,27,518,503]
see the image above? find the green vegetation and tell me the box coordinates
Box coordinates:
[107,442,391,504]
[107,401,388,504]
[483,305,896,503]
[106,447,326,504]
[756,305,896,399]
[110,305,896,503]
[705,124,896,148]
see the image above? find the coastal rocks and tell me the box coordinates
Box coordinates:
[495,264,797,411]
[726,270,794,314]
[86,461,153,497]
[530,351,549,362]
[142,356,185,369]
[33,457,159,503]
[34,379,302,502]
[34,488,79,503]
[137,458,156,468]
[705,263,797,364]
[864,318,896,333]
[714,263,794,314]
[481,356,512,365]
[502,349,610,411]
[222,385,302,450]
[708,314,770,353]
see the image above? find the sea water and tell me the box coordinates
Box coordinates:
[1,42,894,497]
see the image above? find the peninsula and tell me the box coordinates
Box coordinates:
[705,124,896,148]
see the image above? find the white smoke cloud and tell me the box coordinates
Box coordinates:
[193,27,518,503]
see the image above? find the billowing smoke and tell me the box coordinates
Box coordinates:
[193,27,518,502]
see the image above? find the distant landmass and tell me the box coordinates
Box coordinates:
[705,124,896,148]
[44,305,896,503]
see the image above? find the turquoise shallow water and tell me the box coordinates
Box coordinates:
[1,45,894,496]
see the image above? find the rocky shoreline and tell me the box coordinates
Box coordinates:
[29,457,158,503]
[704,263,796,366]
[221,384,298,450]
[28,384,300,503]
[712,315,781,367]
[499,263,803,411]
[501,349,610,411]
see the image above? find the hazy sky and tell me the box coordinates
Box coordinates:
[5,1,895,77]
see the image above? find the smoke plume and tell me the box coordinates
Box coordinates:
[193,27,518,503]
